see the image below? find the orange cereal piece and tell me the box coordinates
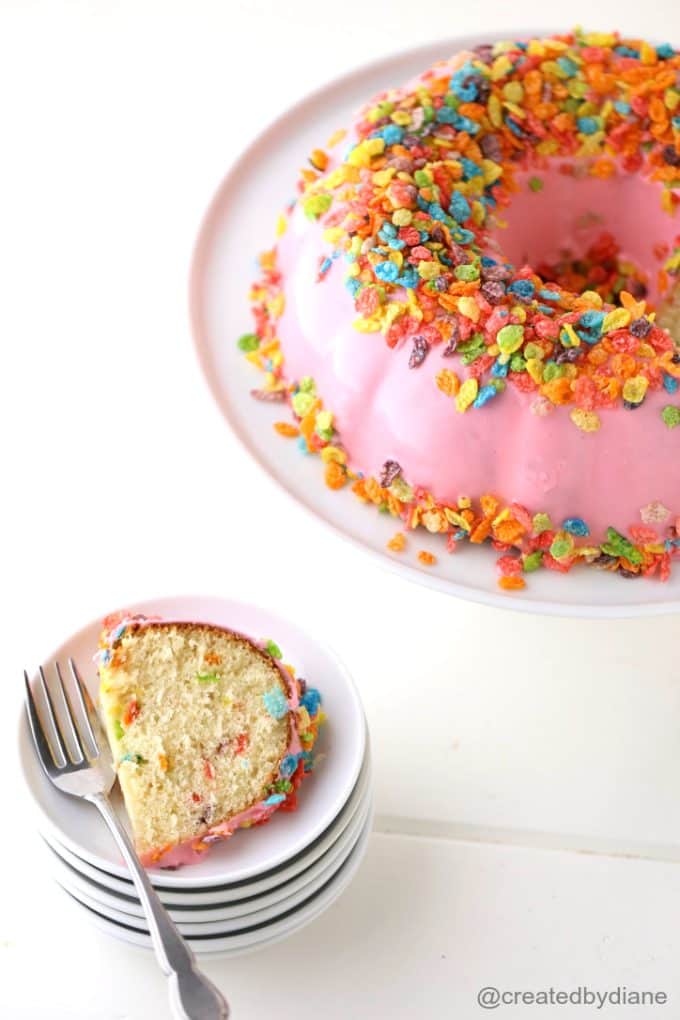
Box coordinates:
[542,376,574,405]
[469,517,492,544]
[417,550,437,566]
[309,148,328,171]
[274,421,300,438]
[498,576,526,591]
[387,532,406,552]
[494,519,526,544]
[480,494,501,518]
[324,460,347,490]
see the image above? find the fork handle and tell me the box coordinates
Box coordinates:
[89,792,229,1019]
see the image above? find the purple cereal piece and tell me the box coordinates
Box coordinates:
[630,317,652,338]
[409,335,430,368]
[380,460,402,487]
[480,280,506,305]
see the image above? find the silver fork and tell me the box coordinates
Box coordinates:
[24,659,230,1020]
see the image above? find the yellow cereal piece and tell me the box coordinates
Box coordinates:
[373,168,395,187]
[570,408,601,432]
[488,93,503,127]
[322,226,344,246]
[622,375,649,404]
[481,159,503,185]
[392,208,413,226]
[665,89,680,112]
[502,80,524,103]
[326,128,346,149]
[602,307,632,333]
[353,315,382,333]
[418,260,441,279]
[583,31,616,47]
[527,40,546,57]
[640,41,658,65]
[347,137,385,167]
[444,509,471,531]
[491,55,513,81]
[455,378,479,413]
[320,446,347,465]
[560,323,581,348]
[526,358,544,384]
[458,296,480,322]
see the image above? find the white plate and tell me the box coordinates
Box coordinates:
[48,794,372,935]
[39,742,371,911]
[41,770,370,923]
[59,808,373,957]
[19,595,366,888]
[189,32,680,620]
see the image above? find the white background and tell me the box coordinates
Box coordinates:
[3,1,680,1017]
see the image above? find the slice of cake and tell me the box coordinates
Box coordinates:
[96,613,323,868]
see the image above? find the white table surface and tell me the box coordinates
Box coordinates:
[3,1,680,1017]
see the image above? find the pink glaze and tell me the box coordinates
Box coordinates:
[490,169,680,304]
[276,172,680,542]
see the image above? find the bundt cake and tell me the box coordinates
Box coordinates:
[241,30,680,588]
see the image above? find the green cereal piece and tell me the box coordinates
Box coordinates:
[303,193,332,219]
[532,513,553,534]
[523,550,544,572]
[550,534,574,559]
[265,639,282,659]
[496,324,525,354]
[237,333,260,352]
[662,405,680,429]
[454,264,480,281]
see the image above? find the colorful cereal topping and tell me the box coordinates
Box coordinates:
[292,29,680,414]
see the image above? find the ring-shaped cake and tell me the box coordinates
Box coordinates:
[241,30,680,587]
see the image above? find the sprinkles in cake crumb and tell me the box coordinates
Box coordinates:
[239,29,680,589]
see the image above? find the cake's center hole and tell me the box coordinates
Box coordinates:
[487,168,679,315]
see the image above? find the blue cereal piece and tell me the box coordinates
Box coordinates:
[374,260,399,283]
[562,517,590,537]
[279,754,300,778]
[473,384,498,408]
[300,687,322,716]
[448,192,471,223]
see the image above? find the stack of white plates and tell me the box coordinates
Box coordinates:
[19,595,371,956]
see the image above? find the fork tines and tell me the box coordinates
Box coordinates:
[24,659,100,771]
